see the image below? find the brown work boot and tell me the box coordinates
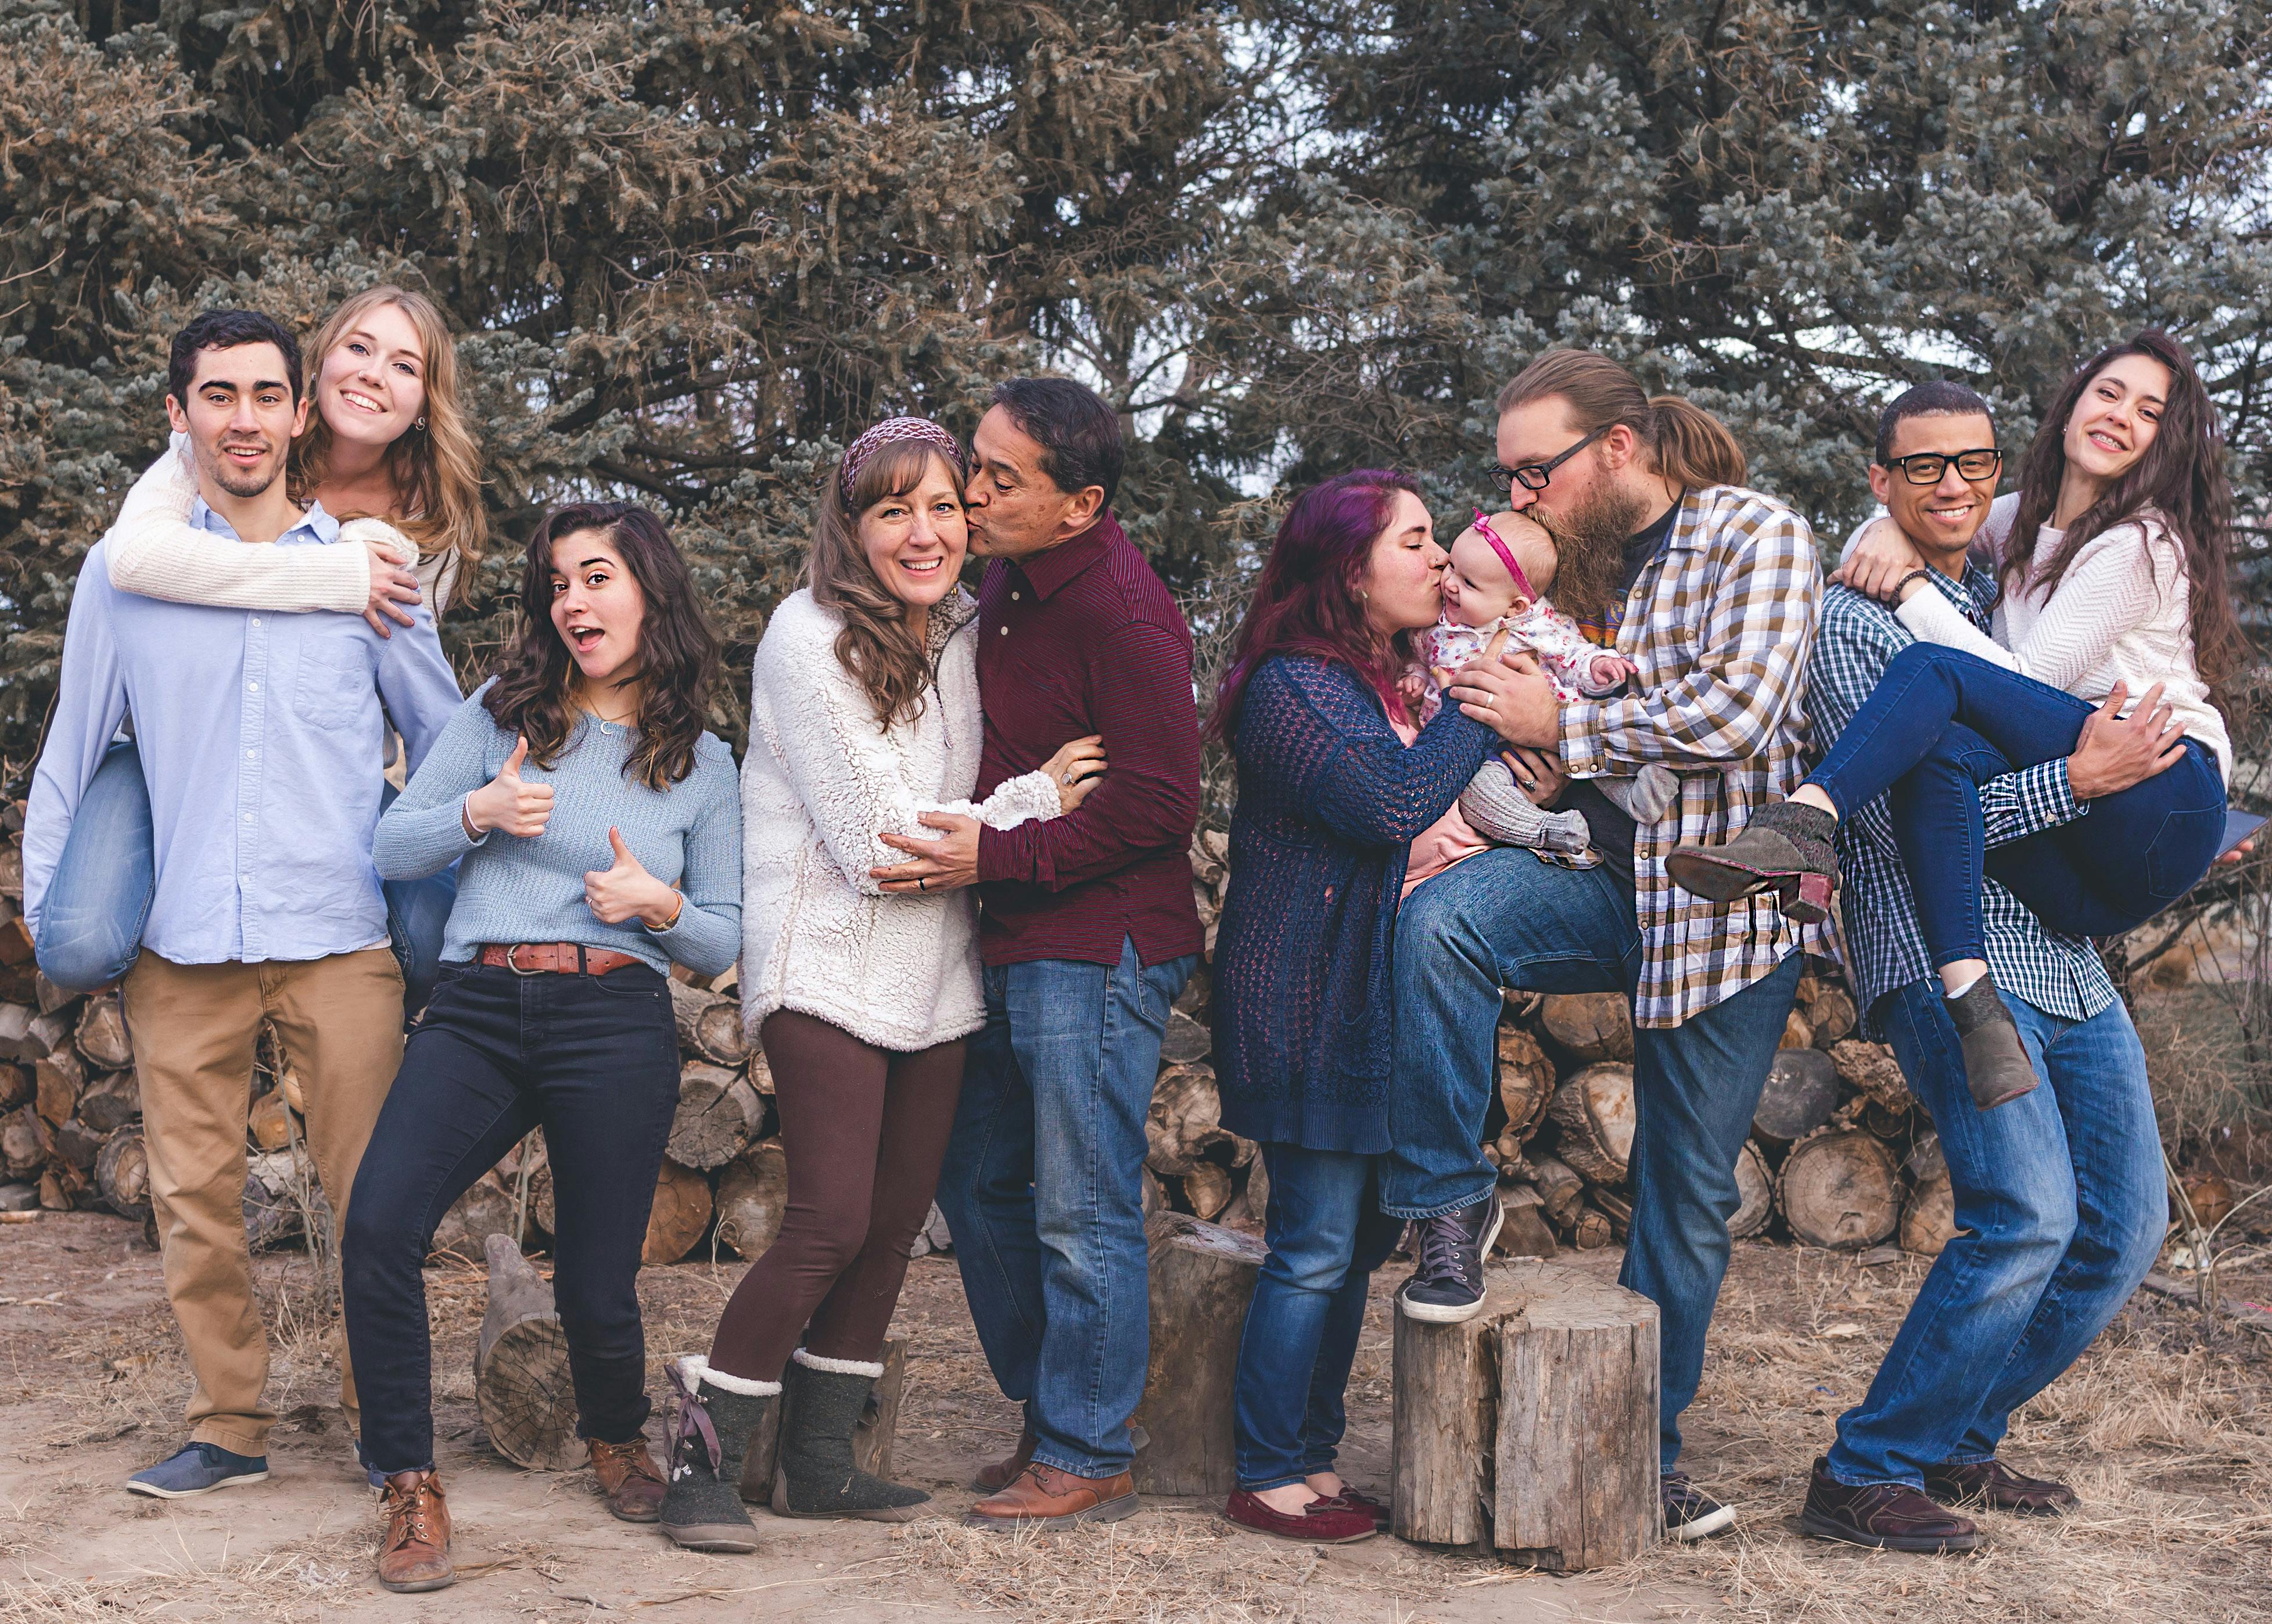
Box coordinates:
[376,1470,454,1593]
[971,1424,1038,1494]
[588,1436,668,1523]
[966,1463,1139,1529]
[1924,1458,2077,1516]
[1800,1458,1982,1553]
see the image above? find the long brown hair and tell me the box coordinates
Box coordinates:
[1496,349,1747,490]
[292,285,486,575]
[482,502,720,791]
[2007,329,2245,699]
[809,439,968,731]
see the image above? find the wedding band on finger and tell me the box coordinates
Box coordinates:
[917,876,928,892]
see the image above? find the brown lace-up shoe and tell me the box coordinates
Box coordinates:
[1800,1458,1982,1553]
[588,1436,669,1522]
[1924,1458,2077,1515]
[971,1424,1038,1494]
[376,1470,454,1593]
[967,1463,1139,1529]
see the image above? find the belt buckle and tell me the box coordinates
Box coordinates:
[504,944,544,977]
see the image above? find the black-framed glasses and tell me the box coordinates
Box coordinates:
[1495,425,1609,491]
[1886,448,2002,485]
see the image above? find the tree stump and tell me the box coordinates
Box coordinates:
[1728,1138,1774,1239]
[32,1051,82,1127]
[1130,1212,1266,1496]
[1900,1133,1958,1256]
[429,1173,519,1263]
[243,1149,325,1252]
[76,1071,139,1134]
[1528,1155,1585,1231]
[1537,993,1632,1063]
[742,1332,910,1499]
[247,1090,294,1152]
[75,995,134,1070]
[1777,1127,1901,1250]
[1751,1047,1839,1148]
[1182,1161,1234,1221]
[1492,1185,1557,1259]
[1,1105,42,1180]
[1569,1208,1613,1249]
[0,1063,27,1114]
[1803,985,1857,1047]
[1829,1038,1912,1113]
[1495,1026,1555,1142]
[1146,1063,1220,1176]
[669,982,749,1066]
[0,1003,70,1062]
[475,1232,582,1470]
[668,1064,760,1170]
[644,1157,713,1264]
[715,1140,789,1260]
[95,1128,151,1221]
[1392,1262,1660,1571]
[1547,1063,1635,1186]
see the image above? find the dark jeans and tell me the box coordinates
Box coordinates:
[935,936,1196,1478]
[708,1009,965,1382]
[1388,849,1802,1468]
[1807,642,2227,965]
[34,739,457,1007]
[1826,979,2163,1486]
[341,961,681,1475]
[1231,1145,1402,1490]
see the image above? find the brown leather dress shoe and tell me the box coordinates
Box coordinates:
[1924,1458,2077,1515]
[588,1436,669,1522]
[376,1470,454,1593]
[966,1463,1139,1529]
[1223,1490,1378,1543]
[1801,1458,1982,1553]
[971,1424,1038,1494]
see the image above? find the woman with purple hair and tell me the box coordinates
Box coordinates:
[1206,471,1534,1543]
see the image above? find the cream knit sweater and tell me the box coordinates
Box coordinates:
[1891,491,2231,782]
[740,588,1065,1051]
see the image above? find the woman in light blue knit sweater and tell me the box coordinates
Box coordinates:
[342,502,741,1594]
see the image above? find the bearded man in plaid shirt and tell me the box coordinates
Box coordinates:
[1388,349,1828,1540]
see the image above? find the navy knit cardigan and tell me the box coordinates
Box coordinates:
[1212,655,1498,1153]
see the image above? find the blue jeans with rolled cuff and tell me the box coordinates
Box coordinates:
[1806,641,2227,968]
[1825,979,2164,1487]
[33,739,455,1008]
[1231,1144,1404,1491]
[935,935,1196,1480]
[1387,848,1803,1469]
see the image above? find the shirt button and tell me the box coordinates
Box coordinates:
[246,681,259,692]
[241,813,253,823]
[246,749,257,759]
[999,626,1008,636]
[250,617,261,627]
[1011,591,1020,601]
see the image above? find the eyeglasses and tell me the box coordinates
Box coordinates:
[1495,425,1609,492]
[1885,449,2002,485]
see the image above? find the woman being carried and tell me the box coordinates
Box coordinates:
[656,419,1101,1554]
[342,503,743,1593]
[1670,331,2241,1108]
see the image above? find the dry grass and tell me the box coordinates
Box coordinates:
[0,1523,368,1623]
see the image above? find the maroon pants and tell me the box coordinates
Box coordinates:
[708,1009,965,1381]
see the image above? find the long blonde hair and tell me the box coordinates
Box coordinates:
[292,285,486,573]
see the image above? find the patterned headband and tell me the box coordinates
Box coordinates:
[840,417,965,504]
[1471,510,1540,602]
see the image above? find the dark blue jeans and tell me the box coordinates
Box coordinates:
[935,936,1196,1479]
[1232,1145,1402,1490]
[1827,979,2163,1486]
[1388,849,1802,1468]
[341,961,681,1475]
[1807,642,2227,966]
[33,739,455,1006]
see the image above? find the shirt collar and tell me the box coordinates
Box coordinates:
[1011,510,1121,600]
[188,494,342,548]
[1932,558,2000,629]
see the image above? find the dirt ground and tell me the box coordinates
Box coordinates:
[1,1217,2267,1623]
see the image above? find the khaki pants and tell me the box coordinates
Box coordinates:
[121,948,404,1456]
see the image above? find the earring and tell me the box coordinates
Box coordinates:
[415,417,428,430]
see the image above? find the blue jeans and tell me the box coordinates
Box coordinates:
[936,936,1196,1478]
[1808,641,2227,965]
[1826,980,2164,1486]
[1232,1145,1403,1490]
[33,739,455,1007]
[1388,849,1802,1467]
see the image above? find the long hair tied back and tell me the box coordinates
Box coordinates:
[482,501,720,790]
[1495,348,1747,490]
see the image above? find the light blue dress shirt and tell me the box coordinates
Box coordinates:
[23,498,464,965]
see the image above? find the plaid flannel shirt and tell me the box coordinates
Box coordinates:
[1810,573,2115,1039]
[1560,485,1832,1027]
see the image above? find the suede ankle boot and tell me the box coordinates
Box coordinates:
[657,1356,776,1553]
[1666,799,1841,922]
[771,1349,929,1521]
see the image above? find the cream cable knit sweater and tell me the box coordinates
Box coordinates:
[103,433,460,613]
[740,588,1066,1051]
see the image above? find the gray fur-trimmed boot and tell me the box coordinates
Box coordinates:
[770,1349,929,1521]
[657,1357,776,1553]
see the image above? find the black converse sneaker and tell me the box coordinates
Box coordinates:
[1661,1472,1738,1540]
[1395,1198,1502,1323]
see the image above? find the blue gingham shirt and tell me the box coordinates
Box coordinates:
[1811,571,2116,1038]
[24,500,463,964]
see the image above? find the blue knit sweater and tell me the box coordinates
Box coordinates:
[1212,655,1497,1152]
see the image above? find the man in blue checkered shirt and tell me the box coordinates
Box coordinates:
[1798,383,2178,1553]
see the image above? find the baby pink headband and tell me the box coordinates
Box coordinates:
[1470,511,1539,601]
[840,417,965,504]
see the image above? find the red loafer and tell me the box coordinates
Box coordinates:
[1223,1489,1379,1543]
[1316,1486,1390,1528]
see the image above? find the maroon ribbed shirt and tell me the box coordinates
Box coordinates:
[973,512,1204,969]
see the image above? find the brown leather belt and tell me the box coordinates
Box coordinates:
[478,942,644,977]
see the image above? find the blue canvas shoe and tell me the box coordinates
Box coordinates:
[126,1442,270,1499]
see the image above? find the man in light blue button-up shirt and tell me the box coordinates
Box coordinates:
[21,311,463,1498]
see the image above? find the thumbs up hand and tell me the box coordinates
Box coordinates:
[585,825,683,928]
[464,736,556,838]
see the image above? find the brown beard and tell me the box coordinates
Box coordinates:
[1534,483,1648,627]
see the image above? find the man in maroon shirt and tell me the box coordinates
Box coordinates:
[873,378,1201,1528]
